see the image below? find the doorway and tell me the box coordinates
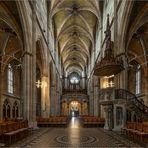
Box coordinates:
[69,101,81,117]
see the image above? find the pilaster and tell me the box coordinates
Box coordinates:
[0,63,3,121]
[41,76,50,117]
[22,1,37,128]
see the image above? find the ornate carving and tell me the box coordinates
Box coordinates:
[115,89,148,114]
[94,14,124,76]
[99,88,114,102]
[70,3,80,16]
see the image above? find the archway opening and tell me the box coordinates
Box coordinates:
[69,101,81,117]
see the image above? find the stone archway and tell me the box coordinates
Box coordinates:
[69,100,82,117]
[0,2,24,121]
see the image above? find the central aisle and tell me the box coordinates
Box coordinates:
[13,117,141,147]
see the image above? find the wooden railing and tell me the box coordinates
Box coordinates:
[115,89,148,114]
[98,88,148,119]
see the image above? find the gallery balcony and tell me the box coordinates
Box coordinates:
[62,89,87,95]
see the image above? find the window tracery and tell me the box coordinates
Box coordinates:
[8,64,13,94]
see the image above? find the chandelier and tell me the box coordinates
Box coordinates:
[94,14,124,76]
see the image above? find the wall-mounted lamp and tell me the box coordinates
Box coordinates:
[36,80,47,88]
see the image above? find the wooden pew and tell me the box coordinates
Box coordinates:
[0,120,29,145]
[37,116,68,127]
[81,116,105,127]
[122,122,148,144]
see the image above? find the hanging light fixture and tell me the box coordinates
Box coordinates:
[94,14,124,76]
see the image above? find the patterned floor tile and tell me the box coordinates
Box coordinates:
[11,118,147,148]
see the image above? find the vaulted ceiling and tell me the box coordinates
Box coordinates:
[0,1,22,71]
[50,0,100,75]
[127,1,148,69]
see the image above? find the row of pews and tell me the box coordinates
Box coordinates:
[122,122,148,144]
[37,116,105,128]
[0,120,30,146]
[80,116,105,127]
[37,116,69,127]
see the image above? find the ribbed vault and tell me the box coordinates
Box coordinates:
[50,0,100,74]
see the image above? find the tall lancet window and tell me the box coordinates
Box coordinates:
[136,64,141,94]
[8,64,13,94]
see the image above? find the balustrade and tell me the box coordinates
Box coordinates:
[62,89,87,95]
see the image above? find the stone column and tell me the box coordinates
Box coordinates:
[22,1,37,128]
[104,106,109,130]
[58,92,61,115]
[31,2,37,127]
[89,93,94,116]
[82,77,86,89]
[41,76,50,118]
[104,105,113,130]
[123,55,128,89]
[93,76,99,116]
[51,69,58,116]
[22,51,35,126]
[88,78,94,115]
[54,90,57,116]
[54,76,58,116]
[64,77,66,89]
[50,85,55,116]
[56,91,60,116]
[66,77,68,89]
[57,77,61,115]
[0,63,3,121]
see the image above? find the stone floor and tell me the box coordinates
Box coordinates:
[11,117,146,147]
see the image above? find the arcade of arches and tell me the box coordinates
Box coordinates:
[0,0,148,147]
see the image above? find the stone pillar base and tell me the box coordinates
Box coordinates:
[112,125,123,131]
[104,124,110,130]
[28,121,38,129]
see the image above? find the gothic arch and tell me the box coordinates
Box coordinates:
[3,99,11,119]
[12,101,19,118]
[118,0,134,52]
[126,4,148,47]
[16,1,32,52]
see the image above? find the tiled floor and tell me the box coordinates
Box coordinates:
[12,117,145,147]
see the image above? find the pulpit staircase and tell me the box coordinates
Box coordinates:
[115,89,148,121]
